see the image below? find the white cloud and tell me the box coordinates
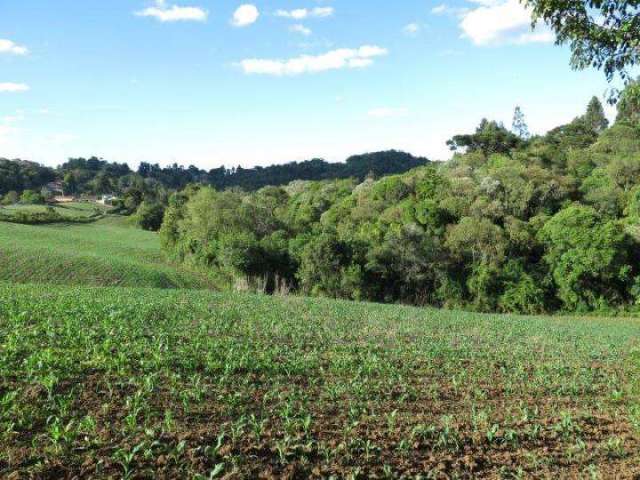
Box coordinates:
[431,4,448,14]
[290,24,312,36]
[238,45,388,76]
[460,0,554,45]
[232,4,259,27]
[136,0,207,22]
[368,107,409,118]
[358,45,387,57]
[403,23,420,35]
[0,83,30,93]
[0,39,28,56]
[275,7,334,19]
[432,4,470,17]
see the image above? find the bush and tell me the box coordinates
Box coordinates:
[0,208,64,225]
[19,190,45,205]
[498,264,547,315]
[0,206,104,225]
[135,201,165,231]
[1,191,19,205]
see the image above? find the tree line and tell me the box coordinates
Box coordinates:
[0,151,428,217]
[160,89,640,314]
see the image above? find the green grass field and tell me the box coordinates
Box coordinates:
[0,219,639,478]
[0,216,212,288]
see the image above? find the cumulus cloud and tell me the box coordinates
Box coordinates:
[460,0,554,45]
[0,83,30,93]
[0,39,28,55]
[290,24,312,36]
[136,0,208,22]
[368,107,409,118]
[232,4,259,27]
[238,45,388,76]
[275,7,334,19]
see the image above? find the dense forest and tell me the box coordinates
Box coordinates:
[0,150,428,205]
[0,159,56,198]
[140,151,428,191]
[161,87,640,315]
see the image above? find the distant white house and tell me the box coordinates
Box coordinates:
[98,194,118,206]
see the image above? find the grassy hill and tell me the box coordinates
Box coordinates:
[0,215,212,288]
[1,282,639,478]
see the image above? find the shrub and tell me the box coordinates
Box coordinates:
[1,191,19,205]
[499,264,547,315]
[19,190,45,205]
[136,201,165,231]
[0,208,63,225]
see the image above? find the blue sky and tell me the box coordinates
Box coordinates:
[0,0,618,169]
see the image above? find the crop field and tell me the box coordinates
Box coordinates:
[0,217,212,288]
[1,283,639,479]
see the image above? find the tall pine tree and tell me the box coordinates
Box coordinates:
[512,106,530,140]
[584,96,609,133]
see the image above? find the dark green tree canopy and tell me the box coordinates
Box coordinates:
[616,79,640,124]
[447,119,524,156]
[154,101,640,315]
[0,159,55,196]
[0,151,428,200]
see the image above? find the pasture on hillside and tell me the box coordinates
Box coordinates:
[1,283,639,479]
[0,216,212,289]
